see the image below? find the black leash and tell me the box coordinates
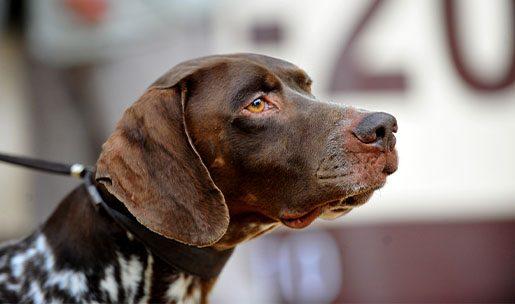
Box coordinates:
[0,152,233,279]
[0,153,90,179]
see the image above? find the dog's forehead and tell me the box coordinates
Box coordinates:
[225,54,310,81]
[152,53,309,88]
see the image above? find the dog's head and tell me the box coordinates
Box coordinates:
[96,54,398,248]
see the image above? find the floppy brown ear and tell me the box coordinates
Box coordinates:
[95,82,228,247]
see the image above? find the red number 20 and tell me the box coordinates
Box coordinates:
[329,0,515,94]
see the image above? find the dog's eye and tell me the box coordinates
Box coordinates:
[246,97,270,113]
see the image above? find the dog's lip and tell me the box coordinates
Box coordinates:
[280,206,324,229]
[279,190,378,228]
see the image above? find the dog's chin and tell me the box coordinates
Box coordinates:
[319,190,376,220]
[280,189,377,228]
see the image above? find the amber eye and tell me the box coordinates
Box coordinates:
[246,98,267,113]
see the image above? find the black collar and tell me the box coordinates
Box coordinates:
[83,172,234,280]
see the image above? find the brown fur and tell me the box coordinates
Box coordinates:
[96,53,398,250]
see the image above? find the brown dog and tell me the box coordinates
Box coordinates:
[0,53,397,303]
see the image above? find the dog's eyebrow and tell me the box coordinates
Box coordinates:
[229,74,281,108]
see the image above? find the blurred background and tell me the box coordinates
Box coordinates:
[0,0,514,302]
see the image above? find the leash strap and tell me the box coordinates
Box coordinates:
[0,153,90,179]
[0,152,233,279]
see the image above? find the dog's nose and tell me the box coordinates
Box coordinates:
[353,112,397,151]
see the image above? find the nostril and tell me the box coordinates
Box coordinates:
[353,112,397,149]
[375,126,386,139]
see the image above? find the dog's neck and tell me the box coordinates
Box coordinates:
[38,185,214,303]
[93,181,234,278]
[210,211,279,251]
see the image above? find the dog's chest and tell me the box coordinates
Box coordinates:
[0,232,202,303]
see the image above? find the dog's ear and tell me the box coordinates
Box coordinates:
[96,62,228,247]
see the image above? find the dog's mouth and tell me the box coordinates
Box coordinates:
[280,190,375,229]
[280,206,324,229]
